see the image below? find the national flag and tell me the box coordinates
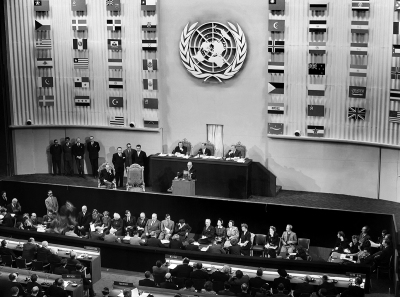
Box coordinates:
[75,96,90,107]
[142,17,157,32]
[350,43,368,55]
[310,0,328,10]
[389,111,400,123]
[269,0,285,10]
[109,77,123,88]
[390,89,400,101]
[35,20,50,31]
[307,125,324,137]
[392,67,400,79]
[37,77,53,88]
[141,0,156,11]
[268,20,285,32]
[107,19,121,31]
[108,59,123,70]
[109,116,125,126]
[268,123,284,135]
[144,120,159,128]
[143,79,158,91]
[393,45,400,57]
[268,40,285,53]
[72,19,87,31]
[142,40,158,50]
[268,103,284,114]
[37,95,54,107]
[35,39,52,49]
[268,82,284,94]
[106,0,121,11]
[73,58,88,69]
[71,0,87,12]
[143,98,158,109]
[309,42,326,54]
[143,59,158,71]
[395,22,399,34]
[308,84,325,96]
[348,86,366,98]
[352,0,369,10]
[36,58,53,68]
[308,63,325,75]
[350,64,367,77]
[396,1,400,11]
[309,20,327,32]
[351,21,368,34]
[307,105,325,117]
[348,107,366,120]
[109,97,123,107]
[74,77,89,88]
[108,39,122,51]
[73,38,87,51]
[34,0,50,12]
[268,62,284,74]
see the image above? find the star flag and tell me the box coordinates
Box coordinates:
[143,98,158,109]
[307,125,324,137]
[75,96,90,107]
[268,123,284,135]
[268,103,284,114]
[143,79,158,91]
[109,116,125,126]
[268,40,285,53]
[73,58,88,69]
[107,19,122,31]
[109,97,123,107]
[73,38,87,51]
[38,95,54,107]
[34,0,50,12]
[308,63,325,75]
[268,0,285,10]
[108,39,122,51]
[35,39,52,49]
[37,77,53,88]
[72,19,87,31]
[268,82,284,94]
[35,20,50,31]
[141,0,156,11]
[74,77,89,88]
[143,59,158,71]
[268,20,285,32]
[307,105,325,117]
[106,0,121,11]
[36,58,53,68]
[389,111,400,123]
[71,0,87,12]
[142,40,158,50]
[348,107,366,120]
[141,17,157,32]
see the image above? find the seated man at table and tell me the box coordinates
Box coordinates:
[26,275,43,297]
[198,143,212,156]
[160,273,178,290]
[174,219,192,241]
[273,283,287,297]
[139,271,156,287]
[65,225,79,237]
[229,270,249,286]
[0,239,17,259]
[123,210,136,236]
[159,214,175,240]
[136,212,148,237]
[319,275,337,296]
[225,145,242,158]
[67,251,81,266]
[143,213,161,238]
[146,231,165,248]
[54,259,69,275]
[340,277,364,297]
[249,269,269,290]
[104,228,120,243]
[36,241,52,263]
[171,257,193,278]
[167,162,197,192]
[169,234,184,250]
[280,224,297,257]
[172,142,187,155]
[293,275,314,297]
[47,278,68,297]
[190,262,209,280]
[0,208,14,227]
[218,282,236,296]
[198,219,215,244]
[22,237,38,263]
[185,238,200,251]
[47,248,62,265]
[130,231,142,246]
[228,238,242,255]
[99,163,116,189]
[152,260,169,281]
[210,265,231,283]
[7,198,22,217]
[207,240,226,254]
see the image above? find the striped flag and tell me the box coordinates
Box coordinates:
[142,17,157,32]
[36,58,53,68]
[268,40,285,53]
[35,20,51,31]
[309,42,326,54]
[309,20,327,32]
[143,59,158,71]
[141,0,156,11]
[35,39,52,50]
[308,84,325,96]
[350,64,367,77]
[74,77,89,88]
[268,62,284,74]
[108,59,123,70]
[109,77,123,88]
[390,89,400,101]
[348,107,366,120]
[350,43,368,55]
[75,96,90,107]
[143,98,158,109]
[144,119,159,128]
[351,21,368,34]
[73,58,88,69]
[392,67,400,79]
[352,0,369,10]
[307,125,324,137]
[395,22,399,34]
[108,39,122,51]
[310,0,328,10]
[389,111,400,123]
[393,45,400,57]
[73,38,87,51]
[71,19,87,31]
[110,116,125,126]
[37,95,54,107]
[107,19,121,31]
[142,40,158,50]
[268,103,284,114]
[268,82,284,94]
[143,79,158,91]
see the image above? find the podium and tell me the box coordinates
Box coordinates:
[172,179,196,196]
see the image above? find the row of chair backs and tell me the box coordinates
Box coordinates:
[251,234,311,255]
[179,139,247,157]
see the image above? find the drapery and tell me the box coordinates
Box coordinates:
[207,124,224,157]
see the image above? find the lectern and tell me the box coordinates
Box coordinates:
[172,179,196,196]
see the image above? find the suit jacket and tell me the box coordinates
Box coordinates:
[249,277,268,289]
[160,219,175,234]
[54,266,70,275]
[190,269,209,280]
[341,285,364,297]
[133,150,147,167]
[130,236,142,246]
[160,281,178,290]
[110,218,124,235]
[173,146,187,155]
[6,281,26,297]
[1,213,14,227]
[47,285,68,297]
[210,271,229,282]
[87,141,100,159]
[281,231,297,246]
[62,142,73,161]
[0,247,16,258]
[171,263,193,278]
[123,216,137,231]
[202,225,215,241]
[230,275,250,286]
[50,144,63,161]
[178,167,197,180]
[22,242,37,262]
[26,281,43,297]
[72,142,85,158]
[77,211,92,231]
[185,244,200,252]
[170,240,183,250]
[207,244,226,254]
[225,150,242,158]
[145,219,161,235]
[137,217,148,230]
[123,149,135,167]
[273,277,291,291]
[146,237,165,248]
[104,233,118,242]
[7,202,21,214]
[174,223,191,237]
[139,279,156,287]
[294,282,314,297]
[228,245,241,255]
[152,265,169,277]
[99,168,115,183]
[47,253,62,264]
[112,152,126,171]
[319,282,337,295]
[374,245,393,264]
[36,246,52,263]
[198,147,212,156]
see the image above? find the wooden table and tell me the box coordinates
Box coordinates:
[172,179,195,196]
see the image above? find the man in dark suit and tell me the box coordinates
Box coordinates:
[146,232,165,248]
[144,213,161,238]
[138,271,156,287]
[22,238,38,263]
[174,219,191,241]
[50,139,62,175]
[273,269,291,292]
[133,144,147,167]
[171,257,193,278]
[273,283,287,297]
[198,219,215,244]
[293,275,314,297]
[87,136,100,178]
[62,137,73,176]
[53,259,69,275]
[198,143,211,156]
[218,282,236,296]
[0,239,17,259]
[172,142,187,155]
[190,262,209,280]
[7,273,27,297]
[72,138,85,177]
[168,162,197,192]
[47,248,62,265]
[249,269,269,290]
[136,212,148,237]
[123,143,134,170]
[185,238,200,251]
[319,275,337,296]
[225,145,242,158]
[67,251,81,266]
[36,241,51,263]
[112,147,125,188]
[99,163,115,188]
[207,241,226,254]
[7,198,21,216]
[160,273,178,290]
[123,210,136,236]
[76,205,91,236]
[341,277,364,297]
[26,274,43,297]
[47,278,68,297]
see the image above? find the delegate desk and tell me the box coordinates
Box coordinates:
[0,237,101,284]
[150,154,252,199]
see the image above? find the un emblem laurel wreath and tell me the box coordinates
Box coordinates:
[179,22,248,82]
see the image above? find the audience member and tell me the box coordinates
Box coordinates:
[62,137,73,176]
[146,231,165,248]
[65,225,79,237]
[72,138,85,177]
[54,259,69,275]
[224,220,239,248]
[36,241,51,263]
[190,262,209,280]
[22,237,37,263]
[47,278,68,297]
[159,273,178,290]
[67,251,81,265]
[50,140,62,175]
[237,283,250,297]
[201,281,217,295]
[229,270,249,286]
[341,277,364,297]
[228,238,241,255]
[0,208,14,227]
[104,228,119,243]
[110,213,123,236]
[169,234,183,250]
[218,282,236,296]
[75,264,95,297]
[171,257,193,278]
[210,265,230,283]
[319,275,337,296]
[45,190,58,215]
[123,210,136,236]
[272,283,286,297]
[273,269,291,292]
[48,248,62,265]
[366,239,393,270]
[255,287,272,297]
[174,219,191,241]
[139,271,155,287]
[129,231,142,246]
[293,275,314,297]
[87,136,100,178]
[24,213,38,230]
[0,240,16,259]
[238,223,251,256]
[152,260,169,279]
[369,230,389,249]
[144,213,161,238]
[185,238,200,251]
[207,240,226,254]
[29,286,40,297]
[249,268,268,289]
[8,273,26,297]
[280,224,297,256]
[180,279,196,292]
[198,219,215,244]
[10,287,20,297]
[136,212,148,237]
[265,226,280,258]
[215,218,226,243]
[332,231,348,254]
[159,214,175,240]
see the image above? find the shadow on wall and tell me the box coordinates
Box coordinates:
[107,147,117,165]
[247,145,264,165]
[46,140,52,174]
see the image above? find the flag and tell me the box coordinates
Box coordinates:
[389,111,400,123]
[390,89,400,101]
[309,20,327,32]
[73,38,87,51]
[268,40,285,53]
[72,19,87,31]
[36,58,53,68]
[268,82,284,94]
[108,59,123,70]
[141,0,156,11]
[71,0,87,11]
[396,1,400,11]
[142,17,157,32]
[143,98,158,109]
[37,77,53,88]
[109,97,123,107]
[269,20,285,32]
[349,86,366,98]
[75,96,90,106]
[308,63,325,75]
[392,67,400,79]
[142,40,158,50]
[268,62,284,74]
[144,120,159,128]
[106,0,121,11]
[395,22,399,34]
[109,77,123,88]
[307,125,324,137]
[108,39,122,51]
[352,0,369,10]
[309,42,326,54]
[107,19,121,31]
[35,39,52,49]
[393,45,400,57]
[350,43,368,55]
[310,0,328,10]
[143,79,158,91]
[143,59,158,71]
[35,20,50,31]
[74,77,89,88]
[268,123,284,135]
[73,58,88,69]
[110,116,125,126]
[38,95,54,107]
[268,103,284,114]
[348,107,366,120]
[308,84,325,96]
[308,105,325,117]
[34,0,50,12]
[350,64,367,77]
[269,0,285,10]
[351,21,368,34]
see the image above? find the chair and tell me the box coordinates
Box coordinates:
[182,138,192,155]
[126,164,145,192]
[230,283,242,294]
[15,258,31,269]
[235,141,246,158]
[205,141,215,156]
[153,274,165,286]
[97,162,117,189]
[31,261,47,271]
[191,278,206,291]
[252,234,267,257]
[298,238,310,252]
[1,255,14,267]
[377,255,393,280]
[172,276,186,289]
[212,281,225,293]
[249,232,256,256]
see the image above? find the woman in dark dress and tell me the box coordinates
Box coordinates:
[332,231,349,254]
[265,226,280,258]
[238,223,251,256]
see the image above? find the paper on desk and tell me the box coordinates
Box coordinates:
[90,224,95,232]
[236,159,245,163]
[123,236,131,240]
[159,153,167,157]
[131,288,139,297]
[193,242,200,246]
[37,227,46,233]
[201,246,209,252]
[289,253,297,256]
[168,264,177,269]
[161,240,170,244]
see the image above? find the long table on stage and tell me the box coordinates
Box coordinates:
[149,154,252,199]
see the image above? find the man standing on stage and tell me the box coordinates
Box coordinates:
[45,190,58,215]
[123,143,134,170]
[50,139,62,175]
[87,136,100,179]
[72,138,85,177]
[62,137,73,176]
[112,147,126,188]
[133,144,147,167]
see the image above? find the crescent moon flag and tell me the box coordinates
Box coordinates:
[109,97,123,107]
[268,20,285,32]
[37,77,53,88]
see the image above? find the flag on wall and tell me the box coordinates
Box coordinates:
[109,77,123,88]
[350,43,368,55]
[349,86,366,98]
[34,0,50,12]
[143,59,158,71]
[73,58,88,69]
[395,22,400,34]
[307,105,325,117]
[309,42,326,54]
[396,1,400,11]
[37,77,53,88]
[392,67,400,79]
[73,38,87,51]
[38,95,54,107]
[269,0,285,10]
[390,89,400,101]
[350,64,367,77]
[75,96,90,106]
[35,39,52,49]
[309,20,327,32]
[141,0,156,11]
[143,79,158,90]
[144,120,159,128]
[110,116,125,126]
[71,0,87,11]
[142,40,158,50]
[142,17,157,32]
[348,107,366,120]
[268,40,285,53]
[268,123,284,135]
[307,125,324,137]
[268,20,285,32]
[389,111,400,123]
[36,58,53,68]
[106,0,121,11]
[308,84,325,96]
[393,45,400,57]
[35,20,50,31]
[352,0,369,10]
[74,77,89,88]
[268,62,284,74]
[107,19,121,31]
[268,103,284,114]
[144,98,158,109]
[351,21,368,34]
[109,97,123,107]
[108,39,122,51]
[108,59,123,70]
[72,19,87,31]
[268,82,284,94]
[308,63,325,75]
[310,0,328,10]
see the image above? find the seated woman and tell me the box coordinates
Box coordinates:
[90,209,104,238]
[224,220,239,248]
[332,231,348,254]
[215,218,226,244]
[102,211,112,234]
[238,223,251,256]
[265,226,280,258]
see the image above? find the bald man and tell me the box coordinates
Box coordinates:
[167,162,197,192]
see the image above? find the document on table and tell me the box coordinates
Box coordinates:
[159,153,167,157]
[201,246,209,252]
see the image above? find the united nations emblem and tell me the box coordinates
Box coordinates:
[180,22,248,82]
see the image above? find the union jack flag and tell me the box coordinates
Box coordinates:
[348,107,366,120]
